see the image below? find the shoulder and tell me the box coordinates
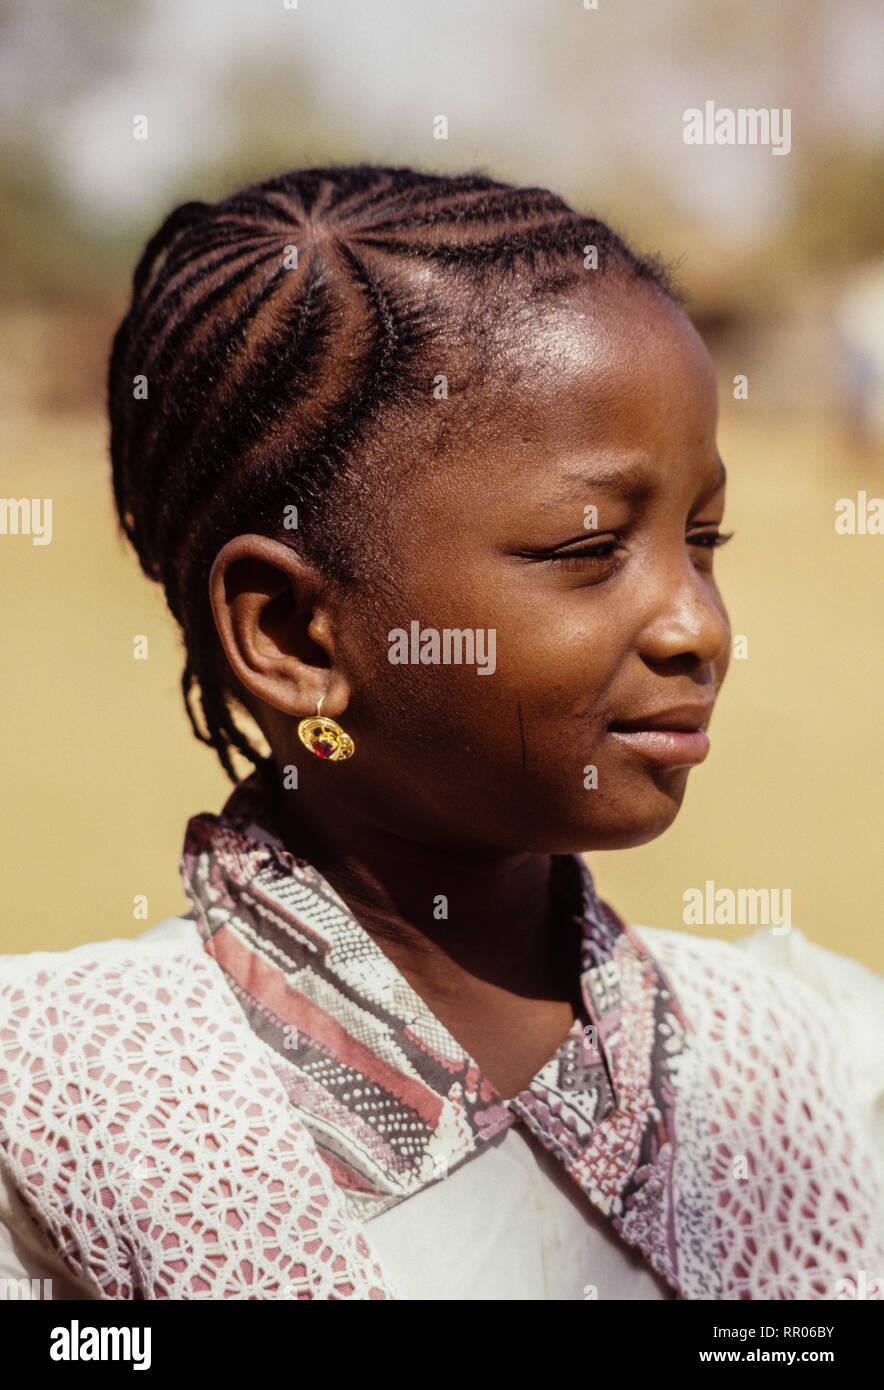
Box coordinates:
[0,916,227,1088]
[628,922,833,1073]
[0,917,391,1299]
[629,925,884,1295]
[628,921,870,1059]
[629,920,872,1022]
[630,921,882,1037]
[632,922,884,1156]
[0,914,201,976]
[0,915,205,1001]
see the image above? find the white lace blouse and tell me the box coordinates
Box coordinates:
[0,917,881,1301]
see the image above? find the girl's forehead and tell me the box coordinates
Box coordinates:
[349,279,718,533]
[451,288,716,450]
[382,335,720,540]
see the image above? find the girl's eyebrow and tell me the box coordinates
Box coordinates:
[543,462,658,504]
[541,457,727,507]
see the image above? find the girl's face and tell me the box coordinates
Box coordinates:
[284,277,732,856]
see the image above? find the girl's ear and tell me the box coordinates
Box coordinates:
[208,534,352,720]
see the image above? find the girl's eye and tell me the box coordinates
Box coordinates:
[550,537,622,572]
[548,529,735,572]
[689,529,735,550]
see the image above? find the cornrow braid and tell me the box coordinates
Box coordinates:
[109,162,677,781]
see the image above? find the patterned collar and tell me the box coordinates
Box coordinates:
[181,770,692,1293]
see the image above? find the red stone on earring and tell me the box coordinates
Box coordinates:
[314,739,335,759]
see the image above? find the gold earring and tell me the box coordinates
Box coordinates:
[297,695,355,761]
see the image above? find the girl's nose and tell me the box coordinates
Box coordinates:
[635,562,731,671]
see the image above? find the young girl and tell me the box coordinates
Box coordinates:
[1,164,881,1301]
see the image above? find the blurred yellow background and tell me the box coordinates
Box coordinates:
[1,0,881,968]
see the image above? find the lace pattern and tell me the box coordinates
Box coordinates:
[0,923,881,1299]
[635,927,884,1300]
[0,934,394,1300]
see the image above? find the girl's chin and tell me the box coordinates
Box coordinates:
[538,788,686,854]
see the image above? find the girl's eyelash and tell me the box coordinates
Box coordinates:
[689,528,735,549]
[549,529,735,567]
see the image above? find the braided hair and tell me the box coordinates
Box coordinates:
[108,163,677,781]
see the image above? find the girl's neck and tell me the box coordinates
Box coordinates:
[275,786,581,1011]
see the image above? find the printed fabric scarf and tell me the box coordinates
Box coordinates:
[181,769,702,1296]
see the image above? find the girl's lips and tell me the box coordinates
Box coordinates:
[607,728,711,765]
